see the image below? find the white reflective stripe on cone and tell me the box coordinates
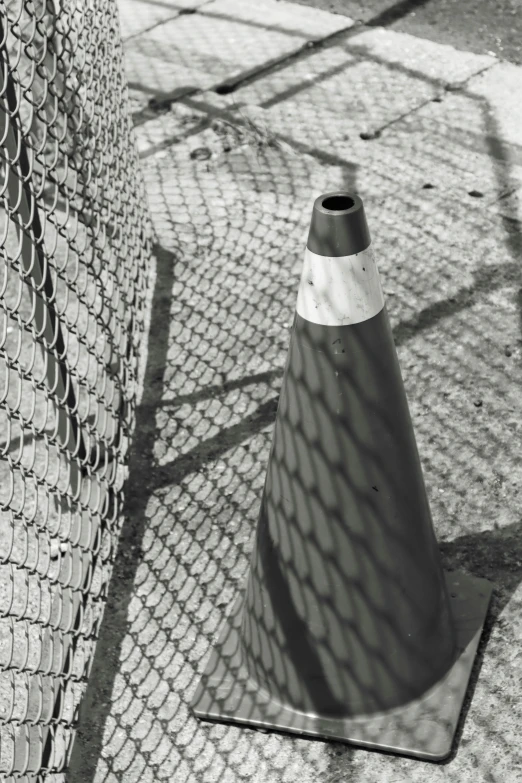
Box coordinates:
[296,244,385,326]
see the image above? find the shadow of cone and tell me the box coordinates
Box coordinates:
[191,192,493,761]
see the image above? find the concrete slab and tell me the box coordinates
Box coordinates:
[488,186,522,223]
[200,27,495,144]
[133,103,209,158]
[132,101,403,204]
[117,0,207,41]
[358,94,522,209]
[203,0,353,39]
[353,61,522,213]
[292,0,522,65]
[465,62,522,150]
[123,0,353,113]
[195,30,522,214]
[346,26,495,86]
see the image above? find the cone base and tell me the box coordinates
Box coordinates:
[191,571,492,761]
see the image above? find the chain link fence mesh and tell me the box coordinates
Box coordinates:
[0,0,152,777]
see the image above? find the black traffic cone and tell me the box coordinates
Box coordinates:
[191,192,492,760]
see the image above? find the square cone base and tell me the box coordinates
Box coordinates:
[191,571,493,761]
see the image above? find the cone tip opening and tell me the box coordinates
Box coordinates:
[316,192,358,214]
[308,192,371,257]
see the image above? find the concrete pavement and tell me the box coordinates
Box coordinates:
[69,1,522,781]
[292,0,522,65]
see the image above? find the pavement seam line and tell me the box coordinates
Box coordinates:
[355,58,500,141]
[122,12,183,43]
[134,56,496,157]
[130,1,506,134]
[130,20,363,127]
[122,0,215,43]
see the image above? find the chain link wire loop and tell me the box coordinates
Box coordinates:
[0,0,152,776]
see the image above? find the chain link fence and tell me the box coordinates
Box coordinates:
[0,0,152,776]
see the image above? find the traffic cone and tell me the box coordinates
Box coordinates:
[191,192,493,760]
